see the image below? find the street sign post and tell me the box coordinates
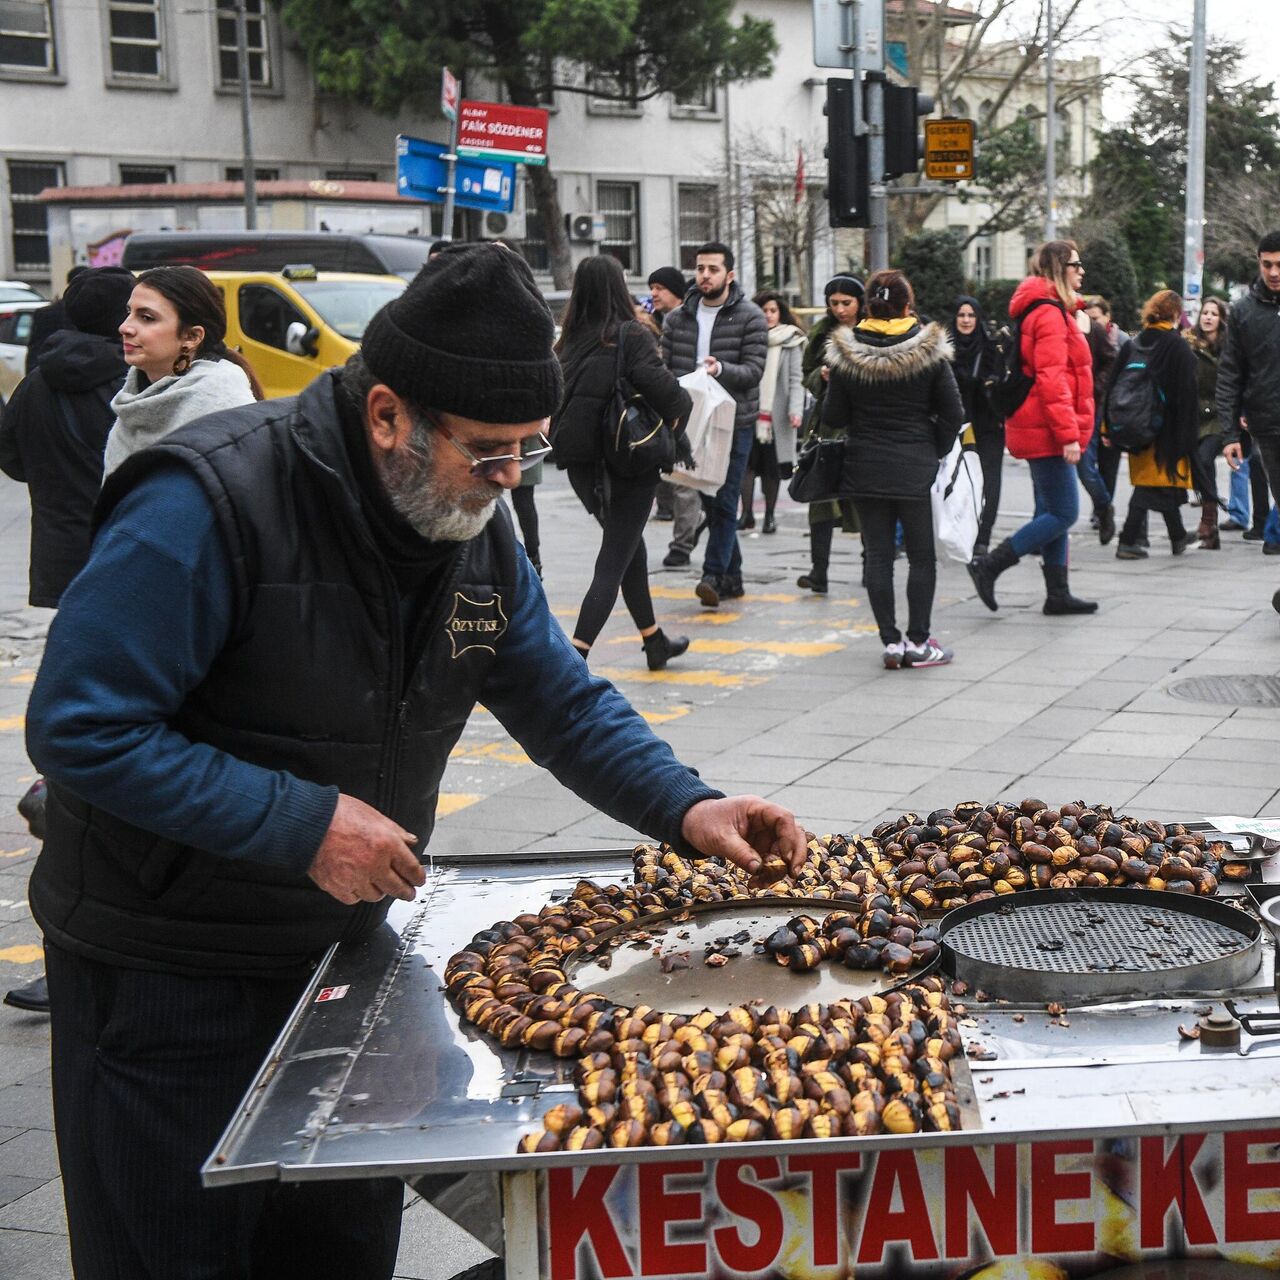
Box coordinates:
[457,101,549,166]
[812,0,884,73]
[440,67,459,122]
[395,135,516,214]
[924,118,975,182]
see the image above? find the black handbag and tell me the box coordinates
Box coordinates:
[603,324,676,477]
[787,435,845,503]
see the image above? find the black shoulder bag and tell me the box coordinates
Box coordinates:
[603,324,676,477]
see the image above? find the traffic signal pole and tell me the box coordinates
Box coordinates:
[867,73,888,270]
[1182,0,1208,322]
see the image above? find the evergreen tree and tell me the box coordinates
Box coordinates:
[898,230,966,323]
[1070,221,1141,331]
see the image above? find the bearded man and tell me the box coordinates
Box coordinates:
[24,244,805,1280]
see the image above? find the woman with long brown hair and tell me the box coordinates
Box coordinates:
[1186,295,1229,548]
[106,265,262,475]
[968,240,1096,615]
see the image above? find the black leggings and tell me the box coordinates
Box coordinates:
[566,463,658,647]
[972,426,1004,546]
[853,496,936,645]
[743,439,781,519]
[509,484,540,565]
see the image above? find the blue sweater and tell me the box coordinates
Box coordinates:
[28,466,718,873]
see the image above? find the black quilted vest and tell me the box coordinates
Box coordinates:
[29,372,517,974]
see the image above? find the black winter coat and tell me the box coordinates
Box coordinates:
[660,282,768,431]
[551,320,692,472]
[24,300,66,373]
[822,322,964,500]
[0,329,125,606]
[1218,277,1280,444]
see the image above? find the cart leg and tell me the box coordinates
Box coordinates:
[501,1170,540,1280]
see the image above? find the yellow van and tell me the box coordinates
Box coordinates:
[205,267,406,400]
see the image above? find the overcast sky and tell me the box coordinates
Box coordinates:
[1064,0,1272,121]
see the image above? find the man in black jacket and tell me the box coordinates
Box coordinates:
[0,266,133,1015]
[659,242,767,607]
[23,265,87,373]
[1219,231,1280,609]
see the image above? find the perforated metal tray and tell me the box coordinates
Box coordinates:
[939,888,1262,1005]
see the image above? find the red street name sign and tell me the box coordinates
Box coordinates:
[457,100,549,166]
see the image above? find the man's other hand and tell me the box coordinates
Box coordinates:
[681,796,807,876]
[1224,441,1244,470]
[309,794,424,904]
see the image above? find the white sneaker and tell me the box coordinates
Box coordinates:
[903,637,953,668]
[882,641,905,669]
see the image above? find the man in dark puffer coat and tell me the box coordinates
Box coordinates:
[660,242,767,607]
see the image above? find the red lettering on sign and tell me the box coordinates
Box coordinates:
[547,1166,632,1280]
[857,1150,940,1265]
[944,1144,1018,1258]
[1224,1129,1280,1243]
[788,1153,861,1266]
[638,1161,706,1276]
[713,1158,784,1272]
[1139,1134,1215,1249]
[1030,1140,1095,1255]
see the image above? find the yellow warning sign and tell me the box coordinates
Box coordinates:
[924,118,975,181]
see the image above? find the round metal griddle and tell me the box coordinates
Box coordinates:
[939,888,1262,1005]
[564,897,916,1014]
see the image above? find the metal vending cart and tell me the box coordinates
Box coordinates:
[205,842,1280,1279]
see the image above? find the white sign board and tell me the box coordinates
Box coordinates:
[812,0,884,72]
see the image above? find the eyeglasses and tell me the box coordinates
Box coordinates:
[1067,260,1086,270]
[426,412,553,480]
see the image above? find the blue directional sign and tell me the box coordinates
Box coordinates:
[395,134,516,214]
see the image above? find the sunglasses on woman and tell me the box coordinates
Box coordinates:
[426,412,553,480]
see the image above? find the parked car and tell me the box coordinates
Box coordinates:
[205,266,405,399]
[0,282,49,404]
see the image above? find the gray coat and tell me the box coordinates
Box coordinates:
[660,282,768,432]
[767,336,806,466]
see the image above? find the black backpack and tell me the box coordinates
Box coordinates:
[985,297,1066,418]
[1103,338,1165,452]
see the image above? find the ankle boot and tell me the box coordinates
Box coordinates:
[1097,503,1116,546]
[967,539,1019,612]
[1042,563,1098,615]
[1198,500,1220,549]
[643,628,689,671]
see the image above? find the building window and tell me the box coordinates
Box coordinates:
[516,184,549,274]
[216,0,270,87]
[951,96,969,120]
[0,0,55,72]
[225,165,279,182]
[672,78,716,115]
[588,67,640,114]
[107,0,162,78]
[677,184,717,270]
[8,159,63,272]
[120,163,173,184]
[973,240,993,286]
[323,169,378,182]
[597,181,640,274]
[979,99,995,126]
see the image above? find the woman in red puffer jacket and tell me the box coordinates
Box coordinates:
[968,240,1097,615]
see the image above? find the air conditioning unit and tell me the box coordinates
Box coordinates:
[480,209,527,241]
[568,211,606,242]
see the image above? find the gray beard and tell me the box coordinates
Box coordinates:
[375,416,498,542]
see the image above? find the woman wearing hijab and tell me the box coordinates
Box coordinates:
[946,295,1002,556]
[797,274,864,593]
[740,291,806,534]
[1111,289,1200,559]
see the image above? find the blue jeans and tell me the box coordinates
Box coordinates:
[1076,420,1112,512]
[1227,457,1251,527]
[702,425,753,582]
[1266,505,1280,547]
[1009,455,1079,567]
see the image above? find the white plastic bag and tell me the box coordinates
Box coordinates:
[931,435,984,563]
[669,367,736,494]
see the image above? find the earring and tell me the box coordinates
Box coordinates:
[172,348,193,376]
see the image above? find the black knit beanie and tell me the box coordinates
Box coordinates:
[64,267,135,339]
[647,266,689,298]
[362,242,562,423]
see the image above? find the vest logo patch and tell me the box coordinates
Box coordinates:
[445,592,508,658]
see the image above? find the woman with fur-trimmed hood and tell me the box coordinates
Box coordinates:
[822,268,964,669]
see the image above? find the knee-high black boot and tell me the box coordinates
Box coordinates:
[1042,563,1097,616]
[966,539,1019,611]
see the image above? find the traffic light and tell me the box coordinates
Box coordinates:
[883,84,936,179]
[824,78,870,228]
